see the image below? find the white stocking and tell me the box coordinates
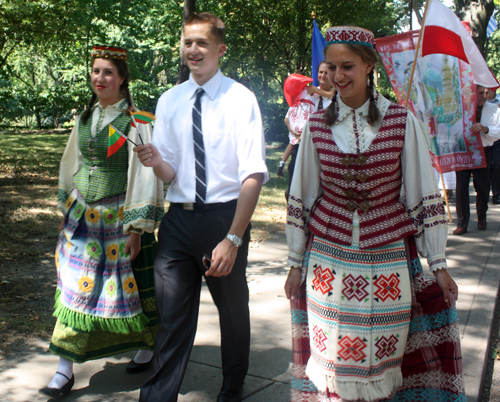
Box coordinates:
[47,357,73,389]
[133,349,154,364]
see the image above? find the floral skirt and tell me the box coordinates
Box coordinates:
[290,235,465,402]
[49,189,158,363]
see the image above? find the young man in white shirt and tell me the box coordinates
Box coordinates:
[135,13,268,402]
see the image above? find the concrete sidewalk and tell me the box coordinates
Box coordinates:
[1,194,500,402]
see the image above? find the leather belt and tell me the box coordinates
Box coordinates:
[170,199,238,211]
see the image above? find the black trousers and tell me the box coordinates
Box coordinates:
[455,146,492,229]
[139,204,251,402]
[285,143,300,201]
[491,139,500,198]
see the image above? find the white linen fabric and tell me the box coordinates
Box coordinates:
[153,70,269,203]
[479,101,500,147]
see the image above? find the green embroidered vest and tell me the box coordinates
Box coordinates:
[73,112,130,203]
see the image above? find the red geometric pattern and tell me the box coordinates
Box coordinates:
[342,274,369,301]
[312,265,335,294]
[375,335,399,359]
[312,325,328,352]
[338,335,367,362]
[374,273,401,301]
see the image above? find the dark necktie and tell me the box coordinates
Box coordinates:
[318,96,324,111]
[193,88,206,205]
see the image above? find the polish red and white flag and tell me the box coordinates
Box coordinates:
[422,0,499,88]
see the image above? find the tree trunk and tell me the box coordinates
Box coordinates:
[454,0,495,58]
[176,0,196,85]
[295,0,308,74]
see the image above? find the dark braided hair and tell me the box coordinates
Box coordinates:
[323,43,381,126]
[81,57,136,125]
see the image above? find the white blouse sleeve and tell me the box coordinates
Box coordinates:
[123,123,165,234]
[286,122,322,268]
[57,120,83,214]
[401,112,448,272]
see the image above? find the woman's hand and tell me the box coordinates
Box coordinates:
[433,268,459,303]
[124,232,141,261]
[284,267,302,301]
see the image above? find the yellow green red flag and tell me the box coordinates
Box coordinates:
[130,111,155,127]
[108,125,127,157]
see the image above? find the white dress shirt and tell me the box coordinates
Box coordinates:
[153,70,269,203]
[479,101,500,147]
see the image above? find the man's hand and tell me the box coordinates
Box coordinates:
[124,232,141,261]
[433,268,459,303]
[471,123,488,134]
[284,267,302,301]
[206,238,238,277]
[134,144,162,168]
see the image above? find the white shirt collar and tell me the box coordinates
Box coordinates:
[188,69,223,101]
[97,98,128,113]
[335,91,389,123]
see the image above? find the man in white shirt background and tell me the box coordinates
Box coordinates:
[134,13,268,402]
[454,85,500,235]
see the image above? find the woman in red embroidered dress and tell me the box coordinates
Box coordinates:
[284,26,464,402]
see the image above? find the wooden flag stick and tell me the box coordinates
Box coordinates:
[404,0,432,108]
[440,173,453,222]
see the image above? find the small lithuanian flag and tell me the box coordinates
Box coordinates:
[108,125,127,158]
[130,111,156,127]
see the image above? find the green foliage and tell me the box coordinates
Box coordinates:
[1,0,406,141]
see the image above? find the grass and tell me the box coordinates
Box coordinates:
[0,130,290,358]
[0,131,289,260]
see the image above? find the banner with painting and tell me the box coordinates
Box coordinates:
[376,31,486,172]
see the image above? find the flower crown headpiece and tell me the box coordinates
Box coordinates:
[91,45,128,61]
[325,26,376,49]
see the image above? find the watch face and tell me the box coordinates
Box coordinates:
[227,234,242,247]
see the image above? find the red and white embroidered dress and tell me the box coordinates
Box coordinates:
[286,93,451,401]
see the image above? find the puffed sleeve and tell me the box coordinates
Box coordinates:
[286,123,322,268]
[57,119,83,214]
[123,123,165,234]
[401,112,448,271]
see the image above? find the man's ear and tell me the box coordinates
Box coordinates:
[218,44,227,58]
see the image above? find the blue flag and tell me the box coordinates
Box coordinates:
[312,20,326,87]
[487,11,497,38]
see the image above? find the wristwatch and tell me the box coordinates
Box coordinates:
[226,233,243,248]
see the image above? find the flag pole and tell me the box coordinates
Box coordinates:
[130,114,145,145]
[404,0,432,108]
[440,172,453,222]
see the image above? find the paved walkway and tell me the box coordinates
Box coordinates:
[1,192,500,401]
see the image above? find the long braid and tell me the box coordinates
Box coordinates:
[324,90,338,126]
[81,93,98,125]
[122,79,136,116]
[367,69,380,125]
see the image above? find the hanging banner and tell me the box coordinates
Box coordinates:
[376,30,486,172]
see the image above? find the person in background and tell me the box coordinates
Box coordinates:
[278,61,334,201]
[454,85,500,234]
[488,87,500,204]
[39,45,164,398]
[285,26,464,402]
[134,13,268,402]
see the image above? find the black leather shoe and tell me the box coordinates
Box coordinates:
[126,358,152,374]
[478,220,487,230]
[217,386,243,402]
[39,373,74,398]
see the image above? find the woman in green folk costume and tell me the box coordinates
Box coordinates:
[39,45,164,398]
